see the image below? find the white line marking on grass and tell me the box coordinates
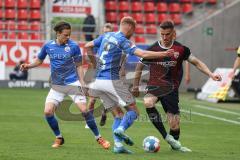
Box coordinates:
[136,99,240,125]
[181,109,240,125]
[193,104,240,116]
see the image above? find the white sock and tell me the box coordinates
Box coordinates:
[114,142,123,147]
[95,135,101,140]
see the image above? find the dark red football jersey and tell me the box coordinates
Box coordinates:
[141,41,191,89]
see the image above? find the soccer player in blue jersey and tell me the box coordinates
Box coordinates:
[85,23,119,128]
[85,16,177,153]
[20,21,110,149]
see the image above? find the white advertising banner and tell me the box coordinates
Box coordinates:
[51,0,100,17]
[196,68,234,102]
[0,61,5,80]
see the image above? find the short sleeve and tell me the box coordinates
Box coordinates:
[37,44,47,60]
[183,46,191,60]
[119,39,137,56]
[93,34,104,48]
[72,45,82,63]
[237,46,240,57]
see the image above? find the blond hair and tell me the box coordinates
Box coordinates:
[120,16,136,30]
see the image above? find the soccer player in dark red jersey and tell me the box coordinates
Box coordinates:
[132,20,222,152]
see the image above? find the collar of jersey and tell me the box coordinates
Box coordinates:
[53,40,69,46]
[158,40,174,49]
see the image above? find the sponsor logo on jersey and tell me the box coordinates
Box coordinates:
[65,46,70,52]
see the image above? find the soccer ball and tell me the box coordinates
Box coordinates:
[143,136,160,153]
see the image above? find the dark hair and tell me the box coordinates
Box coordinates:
[104,23,113,31]
[120,16,136,29]
[160,20,174,30]
[53,21,71,33]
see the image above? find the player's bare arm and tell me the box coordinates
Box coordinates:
[85,41,97,68]
[134,48,174,59]
[132,62,144,97]
[20,58,43,71]
[232,57,240,74]
[187,55,222,81]
[185,61,190,84]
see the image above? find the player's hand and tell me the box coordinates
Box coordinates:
[20,63,29,71]
[131,86,140,97]
[210,73,222,81]
[185,76,190,85]
[165,49,175,57]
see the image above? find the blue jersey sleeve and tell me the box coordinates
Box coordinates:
[37,44,47,60]
[120,39,137,56]
[72,45,82,63]
[93,35,104,48]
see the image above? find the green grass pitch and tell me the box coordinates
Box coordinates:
[0,88,240,160]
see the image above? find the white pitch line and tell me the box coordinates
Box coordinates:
[136,99,240,125]
[193,104,240,116]
[181,109,240,125]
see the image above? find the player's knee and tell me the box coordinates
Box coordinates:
[144,100,155,108]
[129,103,140,116]
[44,109,54,116]
[169,121,180,130]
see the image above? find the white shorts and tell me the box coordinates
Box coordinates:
[46,81,86,106]
[88,79,135,109]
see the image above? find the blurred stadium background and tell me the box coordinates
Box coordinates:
[0,1,240,159]
[0,0,239,90]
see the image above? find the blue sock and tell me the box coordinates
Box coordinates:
[119,110,138,131]
[112,117,122,142]
[83,112,99,137]
[45,115,61,137]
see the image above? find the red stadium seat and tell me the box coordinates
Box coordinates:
[30,21,40,31]
[144,2,155,12]
[132,13,144,23]
[0,10,3,19]
[135,36,146,43]
[193,0,205,4]
[18,20,29,30]
[0,20,5,30]
[5,9,16,19]
[169,3,181,13]
[0,0,2,8]
[145,13,156,24]
[146,25,157,35]
[207,0,217,4]
[18,32,29,39]
[18,9,28,20]
[18,0,28,9]
[180,0,192,3]
[135,25,144,34]
[5,0,15,8]
[105,1,117,11]
[30,32,41,40]
[119,12,130,21]
[30,10,41,20]
[105,12,117,23]
[6,20,16,30]
[131,2,142,12]
[30,0,40,9]
[6,32,16,39]
[119,1,129,12]
[0,32,3,39]
[157,2,168,13]
[158,13,169,24]
[170,13,182,25]
[112,24,118,32]
[182,3,193,14]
